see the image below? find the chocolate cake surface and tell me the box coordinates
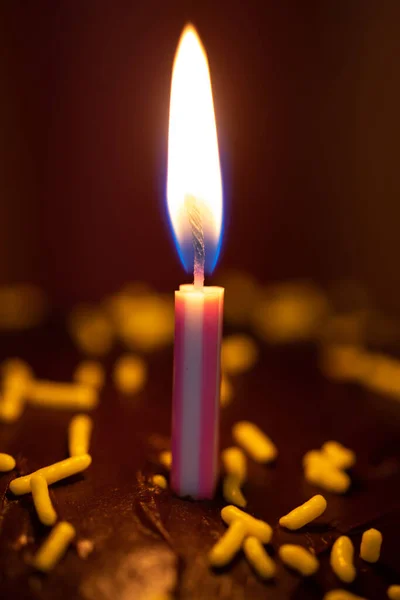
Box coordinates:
[0,325,399,599]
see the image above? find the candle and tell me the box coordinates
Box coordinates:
[167,25,224,499]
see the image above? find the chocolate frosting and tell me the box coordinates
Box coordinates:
[0,326,399,599]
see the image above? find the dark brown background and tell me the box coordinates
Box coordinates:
[1,1,400,310]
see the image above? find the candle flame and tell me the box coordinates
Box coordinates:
[167,24,223,276]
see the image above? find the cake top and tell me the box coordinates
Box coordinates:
[0,279,399,599]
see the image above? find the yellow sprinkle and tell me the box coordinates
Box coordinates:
[113,354,147,395]
[9,454,92,495]
[27,381,98,410]
[0,452,16,472]
[305,464,351,494]
[2,358,33,387]
[223,475,247,508]
[221,335,258,375]
[319,344,370,381]
[243,536,276,579]
[279,495,327,530]
[303,449,337,471]
[0,359,32,423]
[279,544,319,576]
[151,474,167,489]
[68,305,114,356]
[303,450,351,493]
[208,520,247,568]
[388,585,400,600]
[324,590,366,600]
[360,528,382,563]
[159,451,172,470]
[105,282,154,319]
[221,446,247,484]
[32,521,75,572]
[252,282,329,343]
[116,295,174,352]
[0,390,25,423]
[322,441,356,470]
[362,354,400,398]
[68,414,93,457]
[31,475,57,526]
[74,360,105,389]
[220,375,234,407]
[221,505,272,544]
[330,536,356,583]
[232,421,277,463]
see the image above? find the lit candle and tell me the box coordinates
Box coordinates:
[167,24,224,499]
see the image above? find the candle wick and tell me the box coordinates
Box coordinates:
[185,195,205,289]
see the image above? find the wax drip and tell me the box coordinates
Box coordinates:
[185,195,205,288]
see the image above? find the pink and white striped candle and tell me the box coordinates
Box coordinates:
[167,25,225,499]
[171,284,224,499]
